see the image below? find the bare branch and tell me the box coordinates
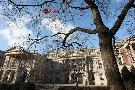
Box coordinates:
[69,6,90,10]
[27,27,96,50]
[27,32,66,50]
[84,0,105,27]
[62,27,97,46]
[51,32,66,37]
[111,0,135,36]
[8,0,55,7]
[71,42,83,47]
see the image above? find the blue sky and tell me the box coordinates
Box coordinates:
[0,0,134,53]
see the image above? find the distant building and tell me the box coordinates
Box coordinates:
[0,35,135,86]
[41,48,107,85]
[0,50,5,67]
[115,35,135,71]
[29,48,107,85]
[0,50,5,79]
[0,46,36,83]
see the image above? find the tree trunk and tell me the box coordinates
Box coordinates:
[98,32,126,90]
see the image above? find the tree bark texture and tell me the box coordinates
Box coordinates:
[98,31,126,90]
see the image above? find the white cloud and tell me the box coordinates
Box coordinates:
[0,13,74,49]
[0,15,32,48]
[41,18,74,34]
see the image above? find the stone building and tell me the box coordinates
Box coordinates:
[42,48,107,85]
[115,35,135,71]
[0,50,5,80]
[0,46,36,83]
[0,50,5,67]
[31,35,135,85]
[0,35,135,86]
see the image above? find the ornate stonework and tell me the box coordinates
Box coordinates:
[0,35,135,86]
[0,46,36,83]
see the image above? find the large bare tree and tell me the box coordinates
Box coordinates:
[61,1,134,90]
[1,0,135,90]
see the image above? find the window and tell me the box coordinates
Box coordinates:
[126,45,130,50]
[100,76,104,80]
[98,60,102,68]
[56,77,60,81]
[118,57,123,65]
[100,74,104,80]
[97,52,100,55]
[132,43,135,51]
[99,63,102,68]
[51,65,54,69]
[92,74,95,80]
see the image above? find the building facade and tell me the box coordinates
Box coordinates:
[31,35,135,85]
[0,46,36,83]
[29,48,107,85]
[0,35,135,86]
[42,48,107,85]
[115,35,135,71]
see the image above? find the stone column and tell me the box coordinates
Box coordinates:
[12,69,18,83]
[0,55,10,82]
[0,69,6,82]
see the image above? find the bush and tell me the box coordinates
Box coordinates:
[130,65,135,82]
[0,83,13,90]
[12,81,22,90]
[20,82,36,90]
[121,65,131,81]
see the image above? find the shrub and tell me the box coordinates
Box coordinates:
[0,83,13,90]
[12,81,22,90]
[20,82,36,90]
[121,65,131,81]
